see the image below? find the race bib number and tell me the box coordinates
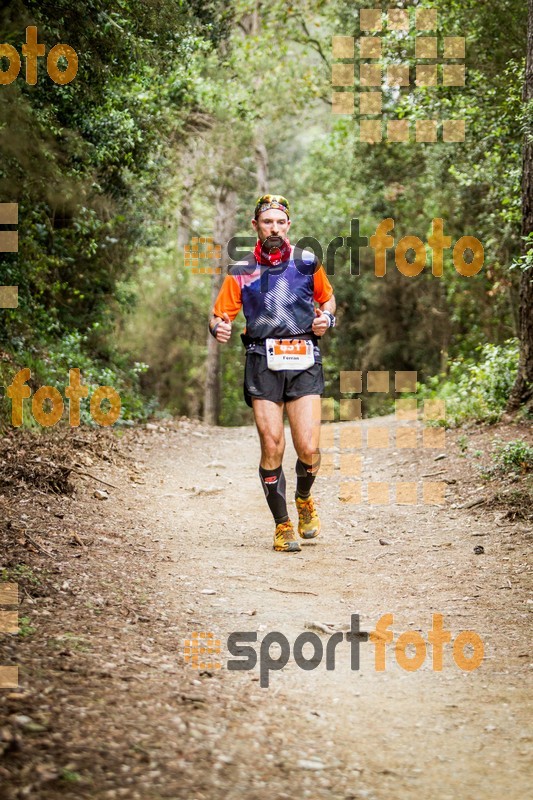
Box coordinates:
[265,338,315,371]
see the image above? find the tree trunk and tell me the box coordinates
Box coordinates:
[254,131,269,194]
[203,185,237,425]
[176,140,206,248]
[507,0,533,410]
[177,202,193,250]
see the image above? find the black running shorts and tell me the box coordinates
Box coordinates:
[243,347,324,408]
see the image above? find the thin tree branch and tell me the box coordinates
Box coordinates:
[296,17,330,68]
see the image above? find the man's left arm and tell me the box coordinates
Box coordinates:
[319,296,336,316]
[312,262,336,336]
[312,295,336,336]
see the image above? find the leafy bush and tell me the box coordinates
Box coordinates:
[1,331,154,429]
[417,339,520,425]
[492,439,533,473]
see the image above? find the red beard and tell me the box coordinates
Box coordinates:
[254,236,292,267]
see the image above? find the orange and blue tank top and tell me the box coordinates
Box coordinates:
[212,246,333,340]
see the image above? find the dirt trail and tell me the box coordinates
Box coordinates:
[1,417,531,800]
[123,416,531,800]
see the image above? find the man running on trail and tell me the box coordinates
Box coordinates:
[208,194,336,553]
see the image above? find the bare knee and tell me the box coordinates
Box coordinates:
[261,432,285,465]
[298,445,319,467]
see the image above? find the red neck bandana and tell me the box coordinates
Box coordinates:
[254,236,292,267]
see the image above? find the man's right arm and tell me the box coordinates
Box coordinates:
[209,313,232,343]
[209,274,241,343]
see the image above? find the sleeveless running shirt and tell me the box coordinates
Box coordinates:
[212,246,333,340]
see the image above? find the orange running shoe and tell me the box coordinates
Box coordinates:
[273,520,301,552]
[295,495,321,539]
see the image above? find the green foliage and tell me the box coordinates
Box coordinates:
[285,0,527,399]
[18,616,36,637]
[510,234,533,274]
[491,439,533,472]
[59,769,84,784]
[119,243,215,420]
[417,340,520,425]
[0,0,230,423]
[1,565,42,585]
[2,331,153,428]
[0,0,528,424]
[457,434,469,453]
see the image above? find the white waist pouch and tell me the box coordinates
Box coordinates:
[265,338,315,371]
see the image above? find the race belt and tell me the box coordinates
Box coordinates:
[265,338,315,371]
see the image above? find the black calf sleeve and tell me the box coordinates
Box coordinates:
[295,455,320,499]
[259,465,289,524]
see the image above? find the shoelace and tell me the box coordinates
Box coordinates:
[298,498,316,523]
[277,522,293,537]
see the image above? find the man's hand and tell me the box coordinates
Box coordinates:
[312,307,330,337]
[215,312,232,343]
